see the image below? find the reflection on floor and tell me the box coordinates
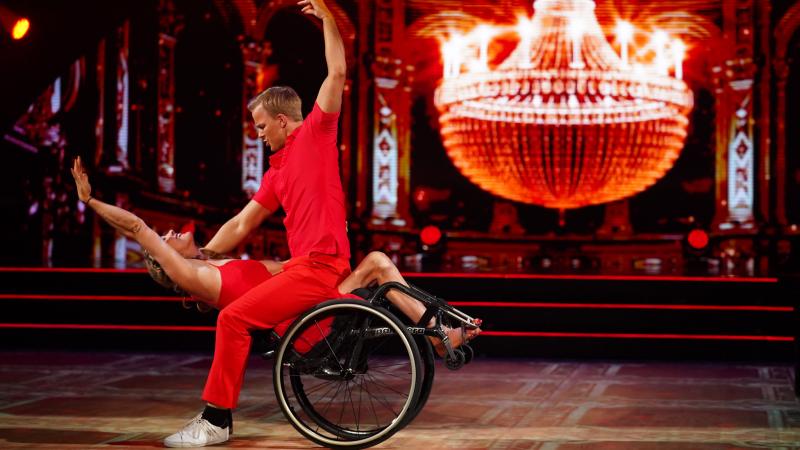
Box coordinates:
[1,351,800,449]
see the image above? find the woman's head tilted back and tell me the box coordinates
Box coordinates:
[162,230,200,258]
[142,229,202,293]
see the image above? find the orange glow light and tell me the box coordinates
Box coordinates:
[12,18,29,40]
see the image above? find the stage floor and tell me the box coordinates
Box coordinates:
[1,351,800,449]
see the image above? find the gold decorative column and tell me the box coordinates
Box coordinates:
[156,0,182,193]
[240,39,270,196]
[370,0,412,227]
[711,0,756,231]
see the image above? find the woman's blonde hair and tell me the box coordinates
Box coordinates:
[247,86,303,121]
[143,250,185,295]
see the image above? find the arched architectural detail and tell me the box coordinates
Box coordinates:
[213,0,357,202]
[776,1,800,60]
[250,0,356,65]
[212,0,258,37]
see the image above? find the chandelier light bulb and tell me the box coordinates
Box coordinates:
[474,25,494,71]
[515,15,536,67]
[568,16,586,69]
[671,39,686,80]
[652,30,670,75]
[615,21,633,66]
[515,15,536,40]
[442,33,465,79]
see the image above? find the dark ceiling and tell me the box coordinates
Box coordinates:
[0,0,139,131]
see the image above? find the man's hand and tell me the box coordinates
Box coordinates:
[298,0,331,20]
[70,156,92,203]
[198,248,230,260]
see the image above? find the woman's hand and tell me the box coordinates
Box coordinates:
[70,156,92,203]
[297,0,331,20]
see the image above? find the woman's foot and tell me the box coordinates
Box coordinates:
[430,325,481,358]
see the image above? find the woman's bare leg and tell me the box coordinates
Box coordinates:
[338,252,426,322]
[338,251,480,355]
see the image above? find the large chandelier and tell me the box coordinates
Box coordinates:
[434,0,693,209]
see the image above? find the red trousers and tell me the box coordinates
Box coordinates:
[202,253,351,409]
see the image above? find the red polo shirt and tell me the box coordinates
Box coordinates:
[252,102,350,260]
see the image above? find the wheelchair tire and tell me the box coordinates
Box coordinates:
[402,335,435,427]
[445,348,466,370]
[274,299,423,449]
[462,344,474,364]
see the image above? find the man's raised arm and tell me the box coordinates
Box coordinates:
[299,0,346,113]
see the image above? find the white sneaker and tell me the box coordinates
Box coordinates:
[164,413,230,448]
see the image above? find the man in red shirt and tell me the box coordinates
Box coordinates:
[164,0,351,446]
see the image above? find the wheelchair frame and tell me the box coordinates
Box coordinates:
[261,281,480,449]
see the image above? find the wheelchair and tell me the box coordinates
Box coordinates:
[256,281,481,449]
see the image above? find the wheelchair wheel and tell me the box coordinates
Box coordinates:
[406,335,434,425]
[274,299,423,449]
[445,348,466,370]
[379,304,435,427]
[462,344,474,364]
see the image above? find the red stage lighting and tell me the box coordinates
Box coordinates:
[687,229,709,251]
[420,225,442,247]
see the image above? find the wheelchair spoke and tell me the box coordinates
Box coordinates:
[361,373,397,424]
[361,375,382,430]
[318,379,346,424]
[344,379,360,432]
[315,320,345,372]
[367,361,413,369]
[356,376,363,431]
[302,378,340,400]
[365,368,411,380]
[365,372,410,399]
[336,382,347,434]
[364,373,400,417]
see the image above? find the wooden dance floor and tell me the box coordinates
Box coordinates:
[1,351,800,449]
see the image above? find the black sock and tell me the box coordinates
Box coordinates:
[201,405,231,430]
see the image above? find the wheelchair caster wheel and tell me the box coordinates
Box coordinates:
[462,344,474,364]
[445,348,465,370]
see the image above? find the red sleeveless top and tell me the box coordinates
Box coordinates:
[215,260,273,309]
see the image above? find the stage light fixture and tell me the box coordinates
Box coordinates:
[420,225,442,248]
[418,225,446,270]
[0,5,30,41]
[12,17,29,40]
[687,229,710,251]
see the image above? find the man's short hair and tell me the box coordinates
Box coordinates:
[247,86,303,121]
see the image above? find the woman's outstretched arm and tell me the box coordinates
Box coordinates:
[70,157,214,298]
[71,159,146,241]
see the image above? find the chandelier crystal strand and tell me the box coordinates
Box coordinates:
[435,0,693,209]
